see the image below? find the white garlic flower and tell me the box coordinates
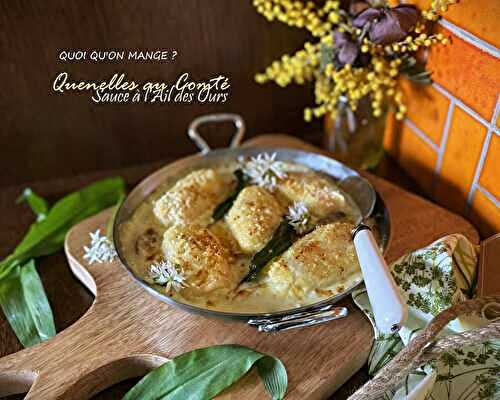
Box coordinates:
[83,229,117,264]
[286,202,311,234]
[149,259,187,293]
[241,152,287,190]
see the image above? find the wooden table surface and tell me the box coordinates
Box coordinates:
[0,140,434,400]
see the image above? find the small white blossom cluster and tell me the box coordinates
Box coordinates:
[241,152,287,190]
[83,229,117,264]
[286,201,311,234]
[149,259,187,293]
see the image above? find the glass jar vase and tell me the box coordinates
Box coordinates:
[323,97,387,170]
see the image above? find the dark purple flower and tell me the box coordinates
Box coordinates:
[338,41,359,65]
[352,5,419,45]
[333,31,359,66]
[333,30,349,47]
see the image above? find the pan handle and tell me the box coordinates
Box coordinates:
[188,113,245,154]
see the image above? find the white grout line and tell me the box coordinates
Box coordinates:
[465,97,500,213]
[431,100,455,195]
[432,83,500,136]
[466,133,493,213]
[434,101,455,174]
[439,19,500,59]
[403,118,440,152]
[476,185,500,208]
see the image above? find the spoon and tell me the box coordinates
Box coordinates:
[339,176,408,334]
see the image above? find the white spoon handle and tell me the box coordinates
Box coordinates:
[353,225,407,334]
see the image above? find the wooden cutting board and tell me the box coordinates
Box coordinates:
[0,135,478,400]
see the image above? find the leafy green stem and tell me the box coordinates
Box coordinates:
[0,177,125,348]
[241,220,297,283]
[123,345,287,400]
[212,169,249,221]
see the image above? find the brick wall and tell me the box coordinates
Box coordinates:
[384,0,500,238]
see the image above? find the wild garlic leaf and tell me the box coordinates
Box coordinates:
[256,354,288,400]
[17,188,49,221]
[0,177,125,348]
[0,177,125,280]
[123,345,287,400]
[212,169,248,221]
[242,220,296,283]
[0,260,55,347]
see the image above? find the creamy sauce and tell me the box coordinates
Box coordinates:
[118,161,364,314]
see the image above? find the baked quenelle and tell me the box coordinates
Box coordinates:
[226,185,284,254]
[153,169,234,227]
[265,222,359,301]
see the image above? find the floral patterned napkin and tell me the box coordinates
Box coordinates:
[352,234,500,400]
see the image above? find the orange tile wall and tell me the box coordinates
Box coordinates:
[385,1,500,238]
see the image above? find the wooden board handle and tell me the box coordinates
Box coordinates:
[0,212,166,399]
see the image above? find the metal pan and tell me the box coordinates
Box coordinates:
[113,113,390,320]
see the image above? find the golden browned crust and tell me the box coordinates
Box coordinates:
[162,224,239,296]
[276,172,349,218]
[208,220,243,256]
[265,222,360,300]
[226,185,284,254]
[153,169,234,227]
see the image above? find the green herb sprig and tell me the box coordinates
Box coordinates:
[0,260,55,347]
[242,220,297,283]
[17,188,49,221]
[0,177,125,347]
[212,169,249,221]
[124,345,287,400]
